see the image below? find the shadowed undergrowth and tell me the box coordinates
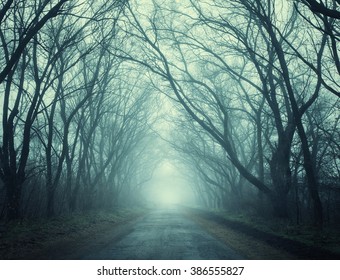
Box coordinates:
[0,208,147,259]
[185,207,340,260]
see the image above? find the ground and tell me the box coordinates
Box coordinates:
[0,206,339,259]
[185,208,340,259]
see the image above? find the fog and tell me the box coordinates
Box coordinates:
[144,160,197,208]
[0,0,339,233]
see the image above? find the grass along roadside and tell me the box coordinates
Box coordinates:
[184,209,294,259]
[0,208,147,259]
[210,209,340,256]
[184,207,340,259]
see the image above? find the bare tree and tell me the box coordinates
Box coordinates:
[116,0,337,228]
[0,0,69,84]
[0,0,127,219]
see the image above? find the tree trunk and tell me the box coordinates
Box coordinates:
[5,176,22,220]
[300,142,323,228]
[268,138,293,219]
[46,186,55,218]
[269,191,289,218]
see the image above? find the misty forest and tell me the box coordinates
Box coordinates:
[0,0,339,260]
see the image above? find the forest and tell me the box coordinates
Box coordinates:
[0,0,339,257]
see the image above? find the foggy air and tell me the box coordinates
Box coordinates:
[0,0,339,260]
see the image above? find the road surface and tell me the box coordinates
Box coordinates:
[82,207,245,260]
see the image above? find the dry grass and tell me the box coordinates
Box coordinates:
[212,210,340,255]
[186,211,295,259]
[184,208,340,259]
[0,208,147,259]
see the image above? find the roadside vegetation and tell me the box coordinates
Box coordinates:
[186,207,340,259]
[0,208,147,259]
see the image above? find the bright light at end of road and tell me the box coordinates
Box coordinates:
[144,160,196,208]
[157,189,180,207]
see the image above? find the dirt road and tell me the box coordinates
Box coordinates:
[81,207,245,260]
[4,206,338,260]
